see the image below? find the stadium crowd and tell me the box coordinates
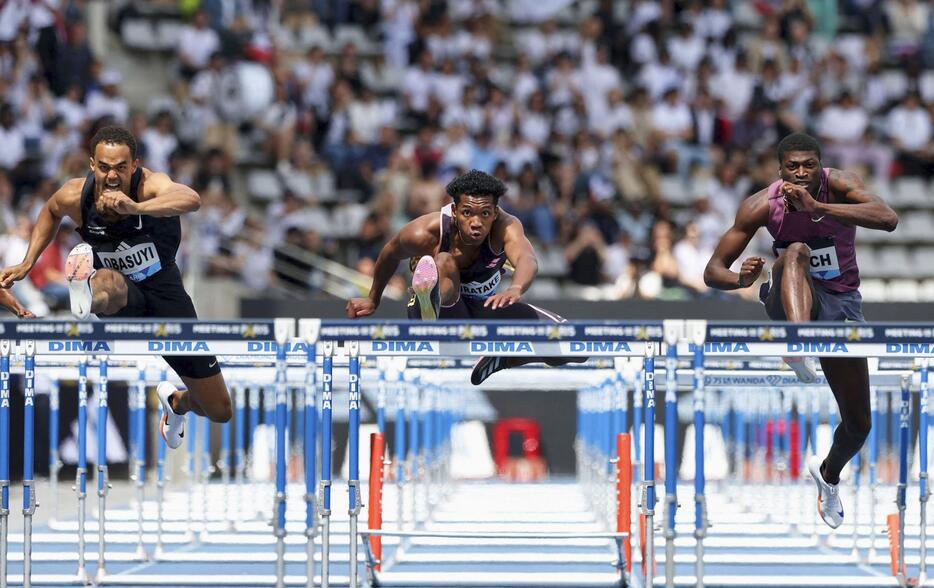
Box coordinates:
[0,0,930,314]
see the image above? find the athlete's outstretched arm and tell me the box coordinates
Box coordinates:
[704,192,769,290]
[485,216,538,309]
[99,172,201,217]
[794,169,897,231]
[0,179,77,288]
[347,215,436,318]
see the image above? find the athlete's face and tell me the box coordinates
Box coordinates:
[91,142,138,197]
[454,195,498,246]
[779,150,821,195]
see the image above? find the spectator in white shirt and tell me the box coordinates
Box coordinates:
[580,43,622,124]
[887,92,934,177]
[667,21,706,73]
[441,85,485,134]
[544,52,581,109]
[177,10,220,78]
[39,115,78,180]
[0,104,24,171]
[519,90,551,148]
[402,50,435,116]
[258,83,298,167]
[512,53,539,106]
[817,90,892,180]
[885,0,929,56]
[85,69,129,123]
[56,84,87,132]
[349,86,388,145]
[638,48,680,102]
[651,87,695,179]
[140,110,178,174]
[594,88,633,139]
[673,222,711,295]
[712,51,756,122]
[294,45,335,117]
[431,58,464,108]
[697,0,733,40]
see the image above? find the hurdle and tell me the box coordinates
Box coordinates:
[0,318,930,587]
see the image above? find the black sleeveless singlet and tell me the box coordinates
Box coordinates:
[75,169,182,284]
[437,202,507,300]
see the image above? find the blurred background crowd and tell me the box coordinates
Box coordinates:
[0,0,933,316]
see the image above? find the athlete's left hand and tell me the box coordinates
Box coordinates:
[780,182,818,214]
[484,286,522,310]
[99,190,140,216]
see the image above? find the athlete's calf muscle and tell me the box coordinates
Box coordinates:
[90,269,129,315]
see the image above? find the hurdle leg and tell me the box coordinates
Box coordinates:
[395,375,406,530]
[640,343,657,588]
[186,411,197,541]
[74,358,89,580]
[663,335,678,588]
[896,374,910,584]
[22,342,36,588]
[302,335,318,588]
[689,324,707,588]
[919,360,929,584]
[96,358,110,583]
[319,342,334,588]
[868,386,878,559]
[408,376,420,528]
[347,342,361,587]
[234,384,246,529]
[201,415,212,540]
[134,365,147,560]
[155,369,168,559]
[0,341,10,588]
[247,385,261,520]
[851,450,861,562]
[274,333,289,588]
[220,418,231,530]
[49,380,60,525]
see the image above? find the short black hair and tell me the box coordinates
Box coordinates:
[777,132,820,163]
[90,125,138,160]
[445,169,507,205]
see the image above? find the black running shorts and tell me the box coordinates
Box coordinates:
[103,264,221,379]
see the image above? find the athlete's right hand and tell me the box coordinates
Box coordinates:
[737,257,765,288]
[346,298,377,318]
[0,262,32,289]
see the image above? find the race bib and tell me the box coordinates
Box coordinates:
[775,238,841,280]
[96,241,162,282]
[461,272,501,299]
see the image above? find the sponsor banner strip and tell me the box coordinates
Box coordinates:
[5,320,934,348]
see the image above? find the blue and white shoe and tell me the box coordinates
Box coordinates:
[808,456,843,529]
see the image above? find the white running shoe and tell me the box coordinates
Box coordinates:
[65,243,95,320]
[808,456,843,529]
[411,255,440,320]
[157,382,185,449]
[783,356,817,384]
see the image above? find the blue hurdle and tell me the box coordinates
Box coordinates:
[318,341,334,588]
[920,359,929,584]
[301,322,318,588]
[155,367,167,559]
[94,356,108,584]
[133,362,147,559]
